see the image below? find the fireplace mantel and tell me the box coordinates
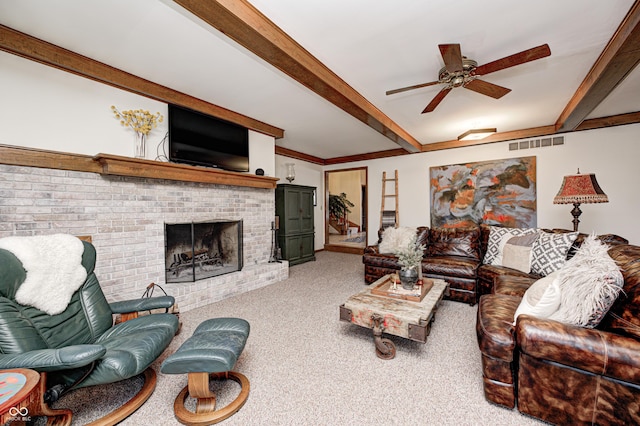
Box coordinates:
[94,154,279,189]
[0,144,279,189]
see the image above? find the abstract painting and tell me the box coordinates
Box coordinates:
[430,156,537,228]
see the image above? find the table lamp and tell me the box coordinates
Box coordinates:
[553,169,608,232]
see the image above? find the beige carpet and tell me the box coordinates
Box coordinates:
[51,251,543,425]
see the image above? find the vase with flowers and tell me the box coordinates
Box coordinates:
[395,234,425,290]
[111,106,163,158]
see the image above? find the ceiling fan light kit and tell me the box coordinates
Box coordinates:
[437,59,478,88]
[458,128,497,141]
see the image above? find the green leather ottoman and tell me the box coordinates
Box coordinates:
[161,318,250,425]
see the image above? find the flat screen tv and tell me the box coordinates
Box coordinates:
[168,104,249,172]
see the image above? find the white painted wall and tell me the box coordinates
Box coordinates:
[323,124,640,246]
[0,50,275,167]
[280,123,640,249]
[248,131,276,176]
[2,49,639,247]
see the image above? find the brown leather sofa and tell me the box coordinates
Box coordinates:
[364,224,627,305]
[476,243,640,425]
[477,227,629,298]
[363,225,482,304]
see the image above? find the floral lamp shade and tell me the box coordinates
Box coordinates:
[553,172,608,231]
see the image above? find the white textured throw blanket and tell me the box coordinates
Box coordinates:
[0,234,87,315]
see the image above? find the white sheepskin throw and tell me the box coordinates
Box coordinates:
[378,227,417,254]
[549,234,624,328]
[0,234,87,315]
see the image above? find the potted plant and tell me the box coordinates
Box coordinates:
[329,192,355,234]
[329,192,354,223]
[395,234,425,290]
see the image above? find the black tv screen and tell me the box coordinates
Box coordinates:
[168,104,249,172]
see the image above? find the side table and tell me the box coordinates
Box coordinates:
[0,369,71,425]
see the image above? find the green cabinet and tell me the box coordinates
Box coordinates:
[275,184,315,266]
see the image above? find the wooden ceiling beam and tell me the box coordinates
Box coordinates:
[2,4,637,163]
[556,0,640,132]
[421,126,557,152]
[420,111,640,152]
[319,110,640,163]
[274,146,325,165]
[575,110,640,130]
[324,148,408,165]
[0,24,284,139]
[173,0,422,153]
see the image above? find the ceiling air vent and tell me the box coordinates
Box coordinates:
[509,136,564,151]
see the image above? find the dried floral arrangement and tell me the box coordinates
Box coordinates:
[111,105,163,135]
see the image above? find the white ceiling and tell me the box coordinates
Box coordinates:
[0,0,638,160]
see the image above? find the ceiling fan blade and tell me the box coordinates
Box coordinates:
[386,80,440,96]
[464,78,511,99]
[422,87,452,113]
[439,43,464,72]
[464,79,511,99]
[474,44,551,76]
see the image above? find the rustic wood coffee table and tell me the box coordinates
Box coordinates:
[340,275,449,359]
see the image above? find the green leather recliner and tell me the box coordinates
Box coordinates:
[0,239,180,424]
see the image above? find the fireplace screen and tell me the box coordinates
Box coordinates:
[165,220,243,283]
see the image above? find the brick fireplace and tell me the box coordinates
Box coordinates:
[0,163,288,312]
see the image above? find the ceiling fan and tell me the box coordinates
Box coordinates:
[386,43,551,113]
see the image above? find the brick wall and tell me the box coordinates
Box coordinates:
[0,164,287,312]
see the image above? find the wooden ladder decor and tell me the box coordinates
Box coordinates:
[380,170,399,229]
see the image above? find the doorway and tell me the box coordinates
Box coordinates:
[324,167,368,254]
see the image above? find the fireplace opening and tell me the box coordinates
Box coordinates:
[165,220,243,283]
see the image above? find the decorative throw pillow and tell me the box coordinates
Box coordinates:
[483,226,538,265]
[513,271,561,325]
[549,235,624,328]
[501,233,539,273]
[378,227,416,254]
[530,231,579,276]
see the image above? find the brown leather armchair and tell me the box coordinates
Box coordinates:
[476,244,640,425]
